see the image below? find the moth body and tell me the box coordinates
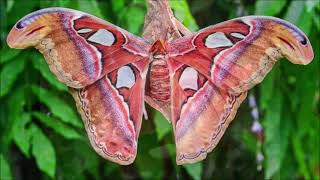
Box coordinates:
[148,40,171,102]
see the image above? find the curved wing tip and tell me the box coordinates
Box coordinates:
[286,44,314,65]
[303,46,314,65]
[6,33,14,48]
[7,24,21,49]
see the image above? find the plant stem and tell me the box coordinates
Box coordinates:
[143,0,190,42]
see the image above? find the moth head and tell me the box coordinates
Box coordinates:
[273,25,314,65]
[150,39,167,58]
[7,12,53,49]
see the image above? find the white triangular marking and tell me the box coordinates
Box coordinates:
[205,32,233,48]
[179,67,198,90]
[88,29,115,46]
[77,28,92,33]
[230,32,246,39]
[116,66,135,89]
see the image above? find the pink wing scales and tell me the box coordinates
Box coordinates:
[169,62,247,164]
[7,8,151,165]
[168,16,313,164]
[73,15,150,72]
[169,16,313,94]
[7,8,151,88]
[7,8,315,166]
[70,59,149,165]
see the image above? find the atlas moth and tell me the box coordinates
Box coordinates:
[7,7,314,165]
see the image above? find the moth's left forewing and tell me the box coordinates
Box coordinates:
[7,8,150,88]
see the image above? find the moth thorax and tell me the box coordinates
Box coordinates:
[150,39,167,60]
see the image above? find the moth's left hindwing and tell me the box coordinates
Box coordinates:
[70,60,149,165]
[7,8,151,165]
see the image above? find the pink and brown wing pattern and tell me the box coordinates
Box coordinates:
[70,60,149,165]
[168,16,313,164]
[169,62,247,164]
[169,16,313,93]
[7,7,150,88]
[7,8,151,165]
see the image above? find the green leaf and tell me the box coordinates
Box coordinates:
[7,86,32,156]
[0,154,12,180]
[255,0,287,16]
[126,6,146,35]
[39,0,55,8]
[263,68,282,179]
[312,12,320,30]
[170,0,198,31]
[183,162,203,180]
[12,113,32,156]
[111,0,125,13]
[306,0,318,12]
[78,0,104,18]
[6,0,14,13]
[305,29,320,179]
[0,47,21,64]
[56,140,100,179]
[148,145,167,159]
[0,57,26,97]
[6,0,38,25]
[30,124,56,178]
[31,53,67,91]
[294,6,313,35]
[153,111,171,141]
[279,109,291,168]
[284,0,305,24]
[240,130,257,154]
[57,0,72,7]
[165,144,177,163]
[32,112,82,139]
[31,85,82,128]
[292,136,311,179]
[293,28,319,179]
[189,0,215,15]
[136,134,164,179]
[259,64,278,110]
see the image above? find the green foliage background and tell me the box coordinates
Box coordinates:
[0,0,319,179]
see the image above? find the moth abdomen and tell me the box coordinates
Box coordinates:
[149,59,171,102]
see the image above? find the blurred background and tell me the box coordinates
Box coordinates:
[0,0,319,179]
